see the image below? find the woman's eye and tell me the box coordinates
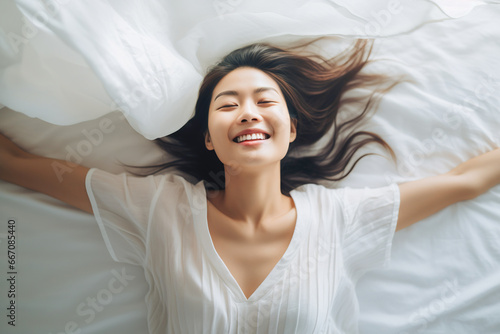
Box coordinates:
[258,101,276,105]
[218,104,237,110]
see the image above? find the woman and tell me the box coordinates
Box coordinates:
[0,40,499,333]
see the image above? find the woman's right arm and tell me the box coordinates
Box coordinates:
[0,133,92,213]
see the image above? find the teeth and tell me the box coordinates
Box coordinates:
[236,133,267,143]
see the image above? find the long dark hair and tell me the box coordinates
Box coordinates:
[139,39,398,195]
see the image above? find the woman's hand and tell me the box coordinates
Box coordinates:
[0,132,93,213]
[397,148,500,231]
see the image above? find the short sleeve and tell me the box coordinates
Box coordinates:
[85,168,165,265]
[340,184,400,281]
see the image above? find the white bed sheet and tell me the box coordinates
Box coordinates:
[0,0,490,139]
[1,1,500,334]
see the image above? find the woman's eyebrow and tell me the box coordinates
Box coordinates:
[214,87,279,101]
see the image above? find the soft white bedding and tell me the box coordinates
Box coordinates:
[1,1,500,333]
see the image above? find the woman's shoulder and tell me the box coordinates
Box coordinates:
[291,181,398,204]
[290,182,344,205]
[292,181,397,192]
[89,167,201,193]
[291,182,340,194]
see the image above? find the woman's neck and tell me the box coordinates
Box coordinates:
[215,163,293,232]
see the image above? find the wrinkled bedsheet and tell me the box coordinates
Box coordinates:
[1,1,499,333]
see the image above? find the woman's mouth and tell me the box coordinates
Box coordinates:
[233,133,270,143]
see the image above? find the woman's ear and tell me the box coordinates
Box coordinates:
[289,118,297,143]
[205,132,214,150]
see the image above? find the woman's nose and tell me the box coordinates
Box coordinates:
[238,103,262,123]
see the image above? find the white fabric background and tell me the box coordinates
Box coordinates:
[0,0,491,139]
[0,1,499,333]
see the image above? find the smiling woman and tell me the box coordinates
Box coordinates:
[1,38,499,334]
[150,40,395,194]
[205,67,296,172]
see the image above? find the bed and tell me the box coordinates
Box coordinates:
[0,1,499,333]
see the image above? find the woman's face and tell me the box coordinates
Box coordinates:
[205,67,296,171]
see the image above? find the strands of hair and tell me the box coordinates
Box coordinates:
[128,38,401,195]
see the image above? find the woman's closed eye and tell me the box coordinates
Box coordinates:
[258,100,277,105]
[218,101,276,110]
[218,104,238,110]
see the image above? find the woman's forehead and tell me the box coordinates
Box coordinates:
[212,67,282,100]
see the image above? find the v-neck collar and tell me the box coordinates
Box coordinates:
[191,182,308,303]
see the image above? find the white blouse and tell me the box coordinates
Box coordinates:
[85,168,400,334]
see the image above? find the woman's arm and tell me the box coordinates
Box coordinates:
[397,148,500,231]
[0,133,92,213]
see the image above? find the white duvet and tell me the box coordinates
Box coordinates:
[1,0,500,333]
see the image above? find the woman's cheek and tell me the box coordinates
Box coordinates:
[273,116,291,138]
[210,121,233,152]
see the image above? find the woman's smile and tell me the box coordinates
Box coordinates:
[233,129,271,144]
[237,138,267,146]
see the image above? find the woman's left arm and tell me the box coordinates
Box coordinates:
[396,148,500,231]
